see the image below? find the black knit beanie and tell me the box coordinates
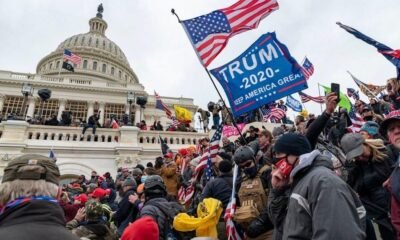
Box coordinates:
[218,160,233,173]
[273,133,311,156]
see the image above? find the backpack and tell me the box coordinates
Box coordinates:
[234,165,270,225]
[205,111,211,118]
[151,201,184,240]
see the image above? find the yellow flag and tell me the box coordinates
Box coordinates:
[174,106,193,122]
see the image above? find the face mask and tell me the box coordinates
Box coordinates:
[275,158,293,179]
[243,166,258,178]
[141,176,147,183]
[363,116,373,121]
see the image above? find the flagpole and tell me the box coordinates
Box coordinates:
[57,53,63,79]
[172,9,248,144]
[317,83,323,114]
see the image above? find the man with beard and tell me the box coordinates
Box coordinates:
[380,110,400,238]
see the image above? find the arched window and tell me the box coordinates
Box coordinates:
[119,71,122,79]
[49,63,53,69]
[88,37,92,46]
[93,61,97,70]
[81,36,85,45]
[83,60,88,69]
[95,39,99,47]
[56,61,60,69]
[102,40,106,49]
[125,74,128,81]
[102,63,106,73]
[111,67,114,75]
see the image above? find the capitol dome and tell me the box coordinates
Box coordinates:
[36,4,139,84]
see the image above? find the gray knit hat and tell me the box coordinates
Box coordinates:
[123,177,137,189]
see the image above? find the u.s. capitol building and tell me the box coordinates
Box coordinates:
[0,5,206,181]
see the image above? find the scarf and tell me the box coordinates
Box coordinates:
[0,196,58,216]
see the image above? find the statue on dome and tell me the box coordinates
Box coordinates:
[96,3,104,18]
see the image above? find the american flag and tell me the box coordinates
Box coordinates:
[301,57,314,80]
[205,155,213,182]
[63,49,82,65]
[225,164,242,240]
[194,124,223,174]
[155,91,173,117]
[347,104,365,133]
[347,88,360,101]
[299,91,325,104]
[178,184,195,204]
[155,91,180,127]
[260,107,285,122]
[182,0,279,66]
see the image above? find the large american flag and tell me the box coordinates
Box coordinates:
[155,91,173,117]
[155,91,180,127]
[347,104,365,133]
[225,164,242,240]
[63,49,82,65]
[299,91,325,104]
[182,0,279,66]
[301,57,314,80]
[260,107,285,122]
[194,124,223,174]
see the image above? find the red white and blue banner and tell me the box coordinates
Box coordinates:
[210,32,308,117]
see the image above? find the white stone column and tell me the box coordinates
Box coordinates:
[26,97,36,119]
[57,99,66,120]
[125,103,130,115]
[87,101,94,122]
[134,107,141,125]
[0,94,5,114]
[98,102,105,126]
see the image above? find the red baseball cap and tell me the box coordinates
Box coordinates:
[164,152,173,159]
[73,194,88,204]
[90,188,107,199]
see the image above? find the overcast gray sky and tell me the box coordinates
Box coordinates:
[0,0,399,118]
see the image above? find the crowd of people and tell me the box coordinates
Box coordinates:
[3,77,400,239]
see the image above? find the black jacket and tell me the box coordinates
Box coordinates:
[0,200,79,240]
[140,197,184,240]
[88,114,99,125]
[305,111,331,149]
[346,157,394,231]
[115,188,138,227]
[200,174,233,210]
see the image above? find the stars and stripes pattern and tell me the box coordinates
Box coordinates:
[178,184,195,204]
[63,49,82,65]
[155,91,173,117]
[299,91,325,104]
[260,107,285,122]
[182,0,279,66]
[155,91,180,127]
[347,104,365,133]
[194,124,223,174]
[301,57,314,80]
[347,88,360,101]
[205,155,213,182]
[225,164,242,240]
[347,71,385,99]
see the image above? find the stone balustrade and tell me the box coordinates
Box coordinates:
[0,70,143,91]
[0,120,208,149]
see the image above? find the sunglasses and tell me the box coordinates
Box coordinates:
[239,161,253,169]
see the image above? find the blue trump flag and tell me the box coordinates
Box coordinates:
[286,95,302,112]
[210,32,308,117]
